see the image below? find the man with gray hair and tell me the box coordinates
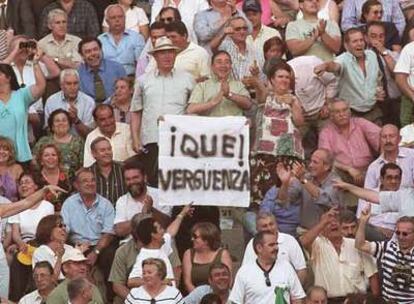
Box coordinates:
[44,68,95,137]
[98,4,145,75]
[38,9,82,70]
[67,278,93,304]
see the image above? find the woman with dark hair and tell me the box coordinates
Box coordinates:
[200,293,222,304]
[182,222,232,292]
[33,109,84,179]
[0,136,23,202]
[104,77,134,124]
[0,44,47,164]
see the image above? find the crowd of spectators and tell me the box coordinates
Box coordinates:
[1,0,414,303]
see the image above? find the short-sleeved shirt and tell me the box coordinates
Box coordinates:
[0,87,34,161]
[125,285,184,304]
[286,19,341,61]
[247,25,281,68]
[38,33,82,63]
[188,76,250,117]
[32,244,74,280]
[61,193,115,245]
[102,6,149,33]
[394,41,414,88]
[379,188,414,217]
[46,279,104,304]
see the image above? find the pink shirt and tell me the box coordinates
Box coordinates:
[318,117,381,170]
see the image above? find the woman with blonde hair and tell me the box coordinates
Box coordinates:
[0,136,23,202]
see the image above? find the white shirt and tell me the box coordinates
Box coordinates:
[103,6,149,33]
[311,236,377,298]
[379,188,414,217]
[394,41,414,88]
[247,25,281,68]
[242,232,306,270]
[0,196,10,242]
[400,124,414,147]
[32,244,74,279]
[229,258,305,304]
[18,289,44,304]
[125,285,184,304]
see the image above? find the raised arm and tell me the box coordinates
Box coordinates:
[355,206,375,254]
[333,179,379,203]
[166,204,193,237]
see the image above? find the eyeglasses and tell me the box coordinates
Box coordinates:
[56,223,66,229]
[234,26,248,32]
[264,271,271,287]
[396,231,413,237]
[160,17,174,23]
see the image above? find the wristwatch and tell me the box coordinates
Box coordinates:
[54,57,59,63]
[227,92,233,98]
[381,50,389,56]
[93,248,100,255]
[301,178,308,185]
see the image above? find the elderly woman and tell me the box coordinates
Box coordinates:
[125,258,184,304]
[34,143,71,212]
[104,77,133,124]
[33,109,84,179]
[0,136,23,202]
[182,222,232,292]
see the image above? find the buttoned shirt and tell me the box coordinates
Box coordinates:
[38,33,82,63]
[78,59,126,101]
[247,25,281,68]
[83,122,136,167]
[98,30,145,75]
[18,289,45,304]
[39,0,100,39]
[44,90,95,135]
[394,41,414,88]
[131,69,195,145]
[335,50,381,113]
[61,193,115,245]
[318,117,381,170]
[188,75,250,117]
[341,0,406,37]
[288,55,337,116]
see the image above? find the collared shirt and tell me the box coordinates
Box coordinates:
[38,33,82,63]
[247,25,281,68]
[131,69,195,145]
[319,117,381,170]
[379,188,414,217]
[400,124,414,147]
[89,161,126,205]
[18,289,45,304]
[188,75,250,117]
[394,41,414,88]
[102,6,149,33]
[46,279,104,304]
[311,236,377,298]
[39,0,100,39]
[61,193,115,245]
[286,19,341,62]
[44,90,95,134]
[98,30,145,75]
[32,244,74,280]
[288,55,337,116]
[341,0,406,37]
[335,50,381,112]
[83,122,136,167]
[78,58,126,101]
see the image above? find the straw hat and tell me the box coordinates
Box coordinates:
[148,37,180,54]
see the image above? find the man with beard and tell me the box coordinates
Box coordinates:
[299,208,380,302]
[114,162,172,243]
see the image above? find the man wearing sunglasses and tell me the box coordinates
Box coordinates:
[356,208,414,303]
[230,231,306,304]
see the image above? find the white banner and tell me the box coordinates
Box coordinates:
[158,115,250,207]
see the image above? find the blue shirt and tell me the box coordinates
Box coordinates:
[78,59,126,101]
[61,193,115,245]
[99,30,145,75]
[0,87,34,162]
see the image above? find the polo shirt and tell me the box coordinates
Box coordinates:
[18,289,45,304]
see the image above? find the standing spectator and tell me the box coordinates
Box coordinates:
[0,136,23,202]
[98,4,145,76]
[104,77,133,124]
[39,0,100,39]
[286,0,341,61]
[83,104,135,167]
[77,37,127,103]
[0,0,36,38]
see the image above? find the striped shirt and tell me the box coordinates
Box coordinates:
[373,241,414,303]
[89,162,126,206]
[125,285,184,304]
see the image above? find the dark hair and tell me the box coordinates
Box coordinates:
[339,209,357,224]
[200,293,222,304]
[263,36,287,59]
[209,262,230,277]
[380,163,402,178]
[48,109,72,133]
[150,21,166,31]
[123,160,146,176]
[402,21,414,46]
[92,104,114,121]
[191,222,221,250]
[90,136,110,152]
[361,0,382,23]
[0,64,20,90]
[306,285,327,299]
[136,218,158,245]
[35,214,64,245]
[33,261,54,275]
[253,231,274,254]
[158,7,181,21]
[114,76,134,90]
[266,60,292,81]
[344,28,365,43]
[366,20,386,33]
[211,50,232,64]
[78,37,102,55]
[165,20,188,37]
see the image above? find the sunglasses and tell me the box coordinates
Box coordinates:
[56,223,66,228]
[264,272,271,287]
[396,231,413,237]
[160,17,174,23]
[234,26,248,32]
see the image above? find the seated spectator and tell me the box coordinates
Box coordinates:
[299,209,380,301]
[104,77,133,124]
[0,0,36,37]
[0,136,23,202]
[39,0,100,39]
[67,277,94,304]
[360,0,401,52]
[184,263,231,304]
[83,104,135,167]
[182,222,232,292]
[8,173,55,301]
[88,137,127,205]
[286,0,341,61]
[34,143,71,212]
[242,212,307,284]
[306,286,328,304]
[156,7,182,25]
[33,109,84,179]
[125,258,184,304]
[102,0,150,40]
[77,37,126,103]
[128,205,191,287]
[236,0,275,26]
[46,248,104,304]
[38,9,82,70]
[186,50,252,117]
[314,28,383,124]
[296,0,340,23]
[200,293,222,304]
[98,4,145,76]
[262,36,287,73]
[339,210,358,238]
[18,261,56,304]
[400,122,414,147]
